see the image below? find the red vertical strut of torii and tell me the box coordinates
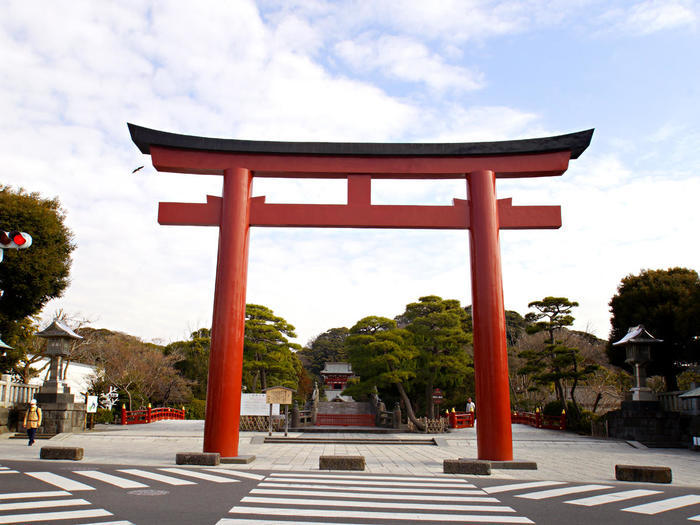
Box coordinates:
[129,124,593,461]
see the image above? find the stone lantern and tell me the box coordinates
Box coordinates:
[612,325,663,401]
[34,321,86,434]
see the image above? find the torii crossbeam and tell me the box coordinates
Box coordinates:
[130,123,593,461]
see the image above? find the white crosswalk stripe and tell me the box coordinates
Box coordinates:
[566,489,662,506]
[483,481,567,494]
[73,471,149,489]
[159,467,240,483]
[0,508,113,524]
[229,473,533,524]
[515,484,612,500]
[24,472,96,491]
[227,506,534,523]
[268,473,474,483]
[250,487,500,502]
[219,521,407,525]
[262,477,469,488]
[0,467,18,475]
[621,495,700,515]
[0,498,91,512]
[207,469,265,480]
[117,468,196,486]
[241,495,514,513]
[80,522,134,525]
[0,491,70,500]
[0,491,128,524]
[258,481,485,495]
[688,514,700,521]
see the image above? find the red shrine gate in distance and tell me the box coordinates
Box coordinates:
[129,124,593,461]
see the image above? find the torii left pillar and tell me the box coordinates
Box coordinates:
[204,167,251,456]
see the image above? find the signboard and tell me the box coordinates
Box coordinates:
[86,396,98,413]
[432,388,443,404]
[265,387,293,405]
[241,393,279,416]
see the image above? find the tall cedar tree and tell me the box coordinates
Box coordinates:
[608,268,700,390]
[343,316,425,430]
[0,186,74,372]
[395,296,473,418]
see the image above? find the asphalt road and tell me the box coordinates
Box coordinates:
[1,459,699,524]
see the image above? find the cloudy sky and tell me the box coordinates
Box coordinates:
[2,0,699,346]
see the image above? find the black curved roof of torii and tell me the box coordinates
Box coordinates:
[128,123,594,159]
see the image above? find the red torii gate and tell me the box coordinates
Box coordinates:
[129,124,593,461]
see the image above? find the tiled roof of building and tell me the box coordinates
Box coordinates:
[321,362,353,374]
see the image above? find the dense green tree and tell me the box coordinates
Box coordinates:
[343,316,424,429]
[243,304,301,392]
[0,186,75,371]
[164,328,211,399]
[396,296,473,418]
[298,327,349,379]
[519,297,598,416]
[1,316,44,382]
[608,268,700,390]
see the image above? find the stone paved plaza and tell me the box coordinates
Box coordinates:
[1,420,698,487]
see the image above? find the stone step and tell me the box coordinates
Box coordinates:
[264,436,436,445]
[316,401,373,415]
[290,426,399,434]
[10,433,55,440]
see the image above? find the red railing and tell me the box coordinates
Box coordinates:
[511,410,566,431]
[448,411,475,428]
[316,414,375,426]
[120,405,185,425]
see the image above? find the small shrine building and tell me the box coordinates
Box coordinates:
[320,362,355,401]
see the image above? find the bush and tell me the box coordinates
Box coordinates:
[185,399,206,420]
[570,409,594,434]
[542,400,565,416]
[95,408,115,425]
[677,369,700,390]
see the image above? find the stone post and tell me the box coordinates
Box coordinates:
[291,401,300,428]
[392,402,401,429]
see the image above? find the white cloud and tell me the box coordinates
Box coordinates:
[599,0,697,35]
[335,34,485,92]
[2,0,699,350]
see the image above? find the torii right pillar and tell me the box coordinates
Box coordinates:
[468,169,512,460]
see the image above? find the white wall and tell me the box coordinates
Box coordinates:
[27,357,99,403]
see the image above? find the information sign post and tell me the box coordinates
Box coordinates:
[264,386,295,437]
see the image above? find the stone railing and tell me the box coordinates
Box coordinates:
[657,391,683,412]
[0,374,40,408]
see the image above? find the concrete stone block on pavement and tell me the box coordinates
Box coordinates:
[444,459,491,475]
[615,464,672,483]
[176,452,220,466]
[40,446,83,461]
[320,455,365,470]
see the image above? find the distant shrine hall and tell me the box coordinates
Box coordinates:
[320,362,355,402]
